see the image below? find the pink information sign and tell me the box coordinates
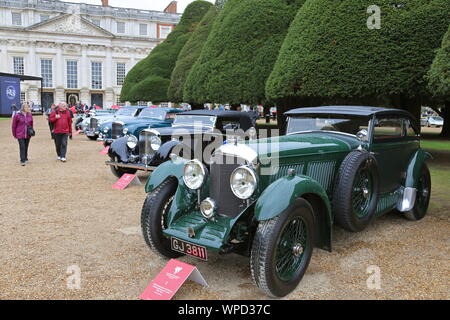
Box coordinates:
[112,173,137,190]
[139,259,208,300]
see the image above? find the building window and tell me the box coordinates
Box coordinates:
[91,19,101,27]
[13,57,24,75]
[116,63,126,86]
[67,60,78,89]
[41,59,53,88]
[91,62,102,89]
[116,21,125,34]
[40,15,50,22]
[12,12,22,26]
[159,26,172,39]
[139,24,148,36]
[20,92,26,102]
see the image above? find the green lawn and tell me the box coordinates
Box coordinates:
[0,117,10,121]
[421,139,450,151]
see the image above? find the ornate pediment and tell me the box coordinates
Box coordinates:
[26,14,113,38]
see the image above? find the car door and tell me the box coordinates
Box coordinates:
[370,117,419,194]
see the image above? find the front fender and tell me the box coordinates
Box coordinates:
[405,149,432,188]
[255,175,333,251]
[151,140,183,165]
[145,157,188,193]
[108,137,129,161]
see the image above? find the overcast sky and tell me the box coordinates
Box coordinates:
[61,0,215,13]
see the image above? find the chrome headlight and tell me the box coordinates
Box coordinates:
[230,166,257,200]
[127,135,138,149]
[103,127,109,134]
[123,128,129,135]
[150,135,161,151]
[183,159,207,190]
[200,198,216,219]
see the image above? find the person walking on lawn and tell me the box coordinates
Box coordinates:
[12,104,34,166]
[50,102,72,162]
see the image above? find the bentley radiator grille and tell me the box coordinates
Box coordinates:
[112,122,123,139]
[210,155,246,218]
[139,131,155,157]
[89,118,98,130]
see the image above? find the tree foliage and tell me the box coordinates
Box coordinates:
[183,0,305,105]
[167,5,219,103]
[266,0,450,108]
[120,0,212,103]
[428,24,450,99]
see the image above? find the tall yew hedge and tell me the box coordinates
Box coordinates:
[167,4,219,103]
[428,24,450,137]
[120,0,212,103]
[183,0,305,106]
[266,0,450,119]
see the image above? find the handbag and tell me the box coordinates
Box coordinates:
[27,126,36,137]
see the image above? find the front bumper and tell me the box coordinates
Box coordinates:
[105,160,157,172]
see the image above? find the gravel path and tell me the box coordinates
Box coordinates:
[0,116,448,300]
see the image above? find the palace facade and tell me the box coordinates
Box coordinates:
[0,0,180,108]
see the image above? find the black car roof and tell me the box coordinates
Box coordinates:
[182,109,249,118]
[285,106,414,118]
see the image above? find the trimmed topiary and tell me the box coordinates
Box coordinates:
[428,24,450,99]
[183,0,306,105]
[120,0,213,103]
[266,0,450,114]
[167,4,219,103]
[428,24,450,137]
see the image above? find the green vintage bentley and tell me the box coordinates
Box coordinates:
[141,106,431,297]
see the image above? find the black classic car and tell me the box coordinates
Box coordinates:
[106,110,255,177]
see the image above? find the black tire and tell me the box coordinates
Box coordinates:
[141,178,184,259]
[333,150,380,232]
[109,156,137,178]
[250,198,315,298]
[87,136,97,141]
[404,164,431,221]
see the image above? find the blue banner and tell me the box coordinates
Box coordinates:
[0,76,21,116]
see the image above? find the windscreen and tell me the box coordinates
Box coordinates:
[173,115,217,127]
[287,115,370,136]
[138,108,167,120]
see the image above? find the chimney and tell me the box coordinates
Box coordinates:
[164,1,177,14]
[101,0,109,7]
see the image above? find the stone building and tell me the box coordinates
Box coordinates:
[0,0,180,108]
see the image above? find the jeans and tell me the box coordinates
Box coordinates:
[54,133,69,158]
[48,121,55,139]
[18,139,30,163]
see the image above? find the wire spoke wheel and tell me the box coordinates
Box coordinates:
[275,217,308,281]
[352,166,373,218]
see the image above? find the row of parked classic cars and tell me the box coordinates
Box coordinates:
[78,105,432,297]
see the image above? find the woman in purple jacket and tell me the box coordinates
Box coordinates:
[12,104,34,166]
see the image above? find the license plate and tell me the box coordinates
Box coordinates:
[171,237,208,261]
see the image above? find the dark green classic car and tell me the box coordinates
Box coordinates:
[141,106,431,297]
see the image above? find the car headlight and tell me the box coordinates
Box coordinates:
[150,135,161,151]
[230,166,257,200]
[123,128,129,135]
[200,198,216,219]
[103,127,109,134]
[127,135,138,149]
[183,159,207,190]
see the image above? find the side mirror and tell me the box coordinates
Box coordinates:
[356,129,369,142]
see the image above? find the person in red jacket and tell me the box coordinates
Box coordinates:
[50,102,72,162]
[12,104,34,166]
